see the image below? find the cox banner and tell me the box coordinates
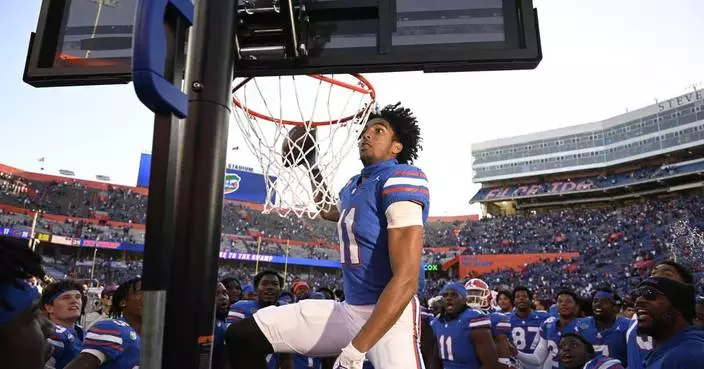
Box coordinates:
[136,153,274,204]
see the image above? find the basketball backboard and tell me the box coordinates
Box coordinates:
[23,0,135,87]
[24,0,541,87]
[234,0,541,76]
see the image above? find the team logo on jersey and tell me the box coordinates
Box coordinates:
[224,173,241,194]
[579,322,590,330]
[130,330,137,340]
[67,333,74,341]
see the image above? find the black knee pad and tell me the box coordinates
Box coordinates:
[225,317,274,369]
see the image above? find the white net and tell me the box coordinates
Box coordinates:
[231,74,376,219]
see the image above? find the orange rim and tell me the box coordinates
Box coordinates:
[231,74,376,127]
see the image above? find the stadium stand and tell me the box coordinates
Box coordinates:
[2,163,703,301]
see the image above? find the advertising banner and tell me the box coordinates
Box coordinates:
[137,153,274,204]
[455,252,580,276]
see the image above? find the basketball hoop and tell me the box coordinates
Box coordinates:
[231,74,376,219]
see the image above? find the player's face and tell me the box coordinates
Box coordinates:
[556,294,578,318]
[558,336,590,369]
[359,119,401,166]
[225,281,242,304]
[256,275,281,306]
[2,301,55,369]
[592,297,616,320]
[442,291,465,316]
[101,293,113,310]
[498,294,513,311]
[46,290,82,323]
[622,306,636,319]
[295,285,310,300]
[124,281,144,319]
[650,264,686,283]
[430,299,443,315]
[634,286,673,336]
[215,283,230,317]
[514,291,532,311]
[694,304,704,328]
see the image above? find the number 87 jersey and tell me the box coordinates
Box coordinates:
[336,160,430,306]
[508,311,551,367]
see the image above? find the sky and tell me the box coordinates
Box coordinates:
[0,0,703,216]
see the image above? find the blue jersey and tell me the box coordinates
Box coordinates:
[227,299,261,324]
[575,316,630,365]
[430,308,492,369]
[549,305,559,318]
[583,354,624,369]
[508,311,550,355]
[212,318,229,369]
[81,319,140,369]
[47,324,83,369]
[626,315,652,369]
[540,317,579,369]
[293,354,322,369]
[489,312,512,338]
[642,327,704,369]
[337,160,430,305]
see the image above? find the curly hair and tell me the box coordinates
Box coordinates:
[0,236,45,311]
[367,102,423,164]
[110,277,142,318]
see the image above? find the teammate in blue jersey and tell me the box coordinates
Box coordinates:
[465,278,516,368]
[227,269,294,369]
[626,260,692,369]
[496,291,514,315]
[227,103,430,369]
[514,289,581,369]
[0,236,55,369]
[213,282,231,369]
[42,280,85,369]
[573,288,629,365]
[507,286,550,369]
[634,277,704,369]
[558,333,624,369]
[221,276,243,306]
[430,283,499,369]
[65,278,142,369]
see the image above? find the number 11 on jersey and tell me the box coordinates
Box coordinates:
[338,208,360,265]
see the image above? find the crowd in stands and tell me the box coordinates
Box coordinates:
[2,169,704,302]
[472,158,704,201]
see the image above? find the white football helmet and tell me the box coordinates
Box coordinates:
[464,278,491,309]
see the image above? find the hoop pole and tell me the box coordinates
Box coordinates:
[154,0,237,367]
[255,235,262,274]
[139,6,188,369]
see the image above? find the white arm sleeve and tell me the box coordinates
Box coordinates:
[385,201,423,229]
[516,336,548,366]
[81,349,107,364]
